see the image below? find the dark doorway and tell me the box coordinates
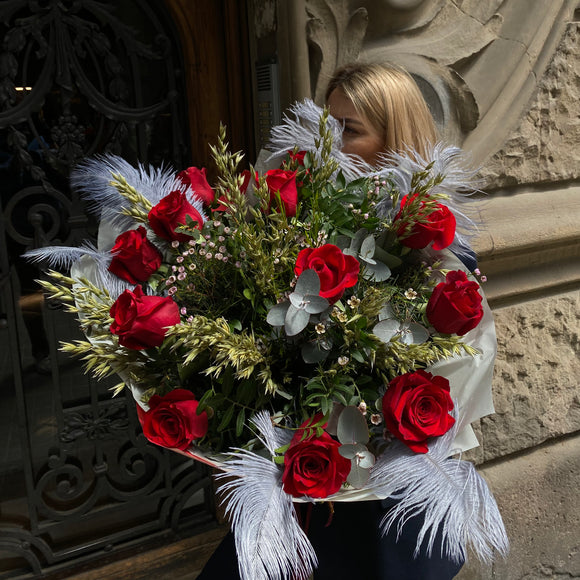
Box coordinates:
[0,1,252,576]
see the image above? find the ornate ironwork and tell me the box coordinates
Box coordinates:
[0,1,216,577]
[59,401,129,443]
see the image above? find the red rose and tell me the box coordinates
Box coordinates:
[288,150,307,165]
[426,270,483,336]
[394,194,456,250]
[264,169,298,217]
[286,150,310,187]
[294,244,360,304]
[136,389,208,450]
[109,285,180,350]
[108,226,162,284]
[178,166,215,206]
[382,370,455,454]
[148,190,204,242]
[282,418,351,498]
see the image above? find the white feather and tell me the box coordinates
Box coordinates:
[267,99,371,180]
[70,154,207,229]
[250,410,293,455]
[25,243,104,270]
[24,244,131,299]
[372,144,483,261]
[367,412,508,564]
[217,449,317,580]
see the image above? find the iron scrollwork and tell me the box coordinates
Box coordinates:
[0,2,213,577]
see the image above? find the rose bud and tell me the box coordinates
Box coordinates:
[136,389,208,451]
[427,270,484,336]
[394,193,456,250]
[109,285,180,350]
[382,370,455,453]
[178,166,215,206]
[148,190,205,242]
[263,169,298,217]
[108,226,162,284]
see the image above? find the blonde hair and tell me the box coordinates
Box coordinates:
[325,62,437,159]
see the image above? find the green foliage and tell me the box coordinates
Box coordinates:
[40,109,480,455]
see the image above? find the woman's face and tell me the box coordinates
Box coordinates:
[327,88,384,164]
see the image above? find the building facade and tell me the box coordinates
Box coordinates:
[1,1,578,578]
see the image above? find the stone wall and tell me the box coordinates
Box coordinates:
[458,15,580,576]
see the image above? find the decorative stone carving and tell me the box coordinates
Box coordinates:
[303,0,577,165]
[306,0,369,103]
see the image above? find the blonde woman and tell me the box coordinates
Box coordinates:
[326,62,438,164]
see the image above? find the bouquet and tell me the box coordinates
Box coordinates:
[27,100,507,579]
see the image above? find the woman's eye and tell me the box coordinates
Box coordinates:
[343,126,358,135]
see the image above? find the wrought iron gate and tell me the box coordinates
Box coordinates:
[0,1,216,577]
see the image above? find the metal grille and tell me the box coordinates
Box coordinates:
[0,1,216,576]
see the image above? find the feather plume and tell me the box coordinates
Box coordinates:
[373,144,483,261]
[267,99,371,180]
[367,411,508,564]
[25,243,105,270]
[217,449,317,580]
[250,410,293,454]
[70,154,206,229]
[24,244,130,299]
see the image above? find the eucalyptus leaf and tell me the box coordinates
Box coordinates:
[349,229,366,253]
[337,406,369,444]
[356,448,376,469]
[266,301,289,326]
[346,461,371,489]
[289,292,304,309]
[295,269,320,296]
[284,305,310,336]
[338,442,366,459]
[378,303,395,321]
[360,235,376,260]
[373,319,400,343]
[401,322,430,345]
[362,261,391,282]
[301,341,331,364]
[304,295,329,314]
